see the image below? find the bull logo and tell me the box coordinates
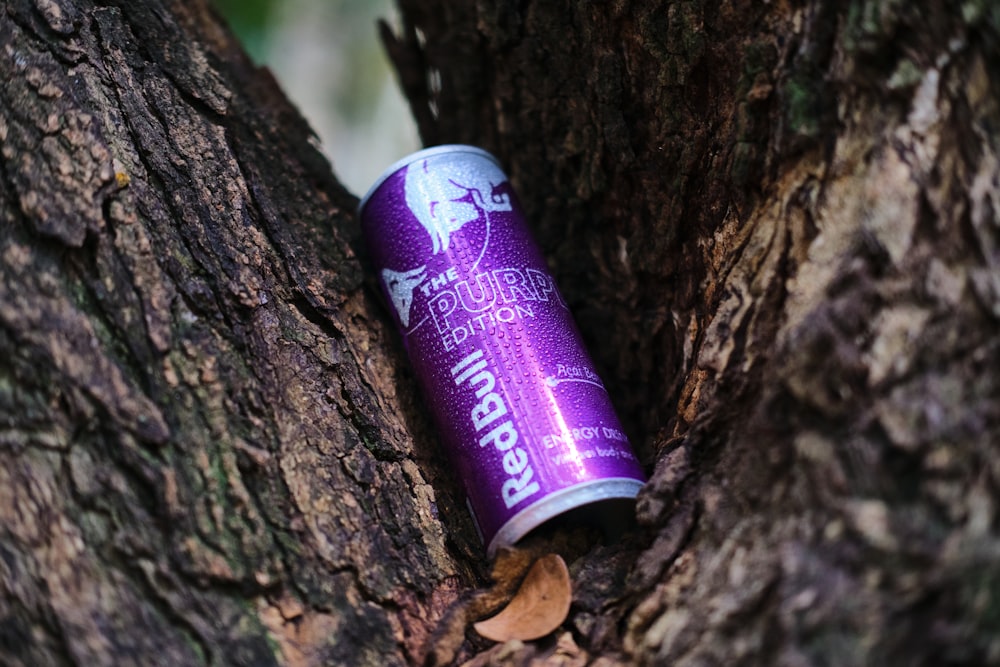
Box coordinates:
[404,157,511,254]
[383,156,511,330]
[382,265,427,328]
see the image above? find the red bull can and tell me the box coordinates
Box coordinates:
[359,145,645,557]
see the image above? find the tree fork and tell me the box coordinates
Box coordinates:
[2,0,1000,666]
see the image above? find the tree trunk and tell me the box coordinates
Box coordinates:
[385,1,1000,665]
[1,1,470,665]
[2,1,998,667]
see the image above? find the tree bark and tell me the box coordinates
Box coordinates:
[385,1,1000,665]
[2,1,999,667]
[1,1,472,665]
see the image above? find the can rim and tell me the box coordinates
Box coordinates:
[486,477,644,558]
[357,144,503,216]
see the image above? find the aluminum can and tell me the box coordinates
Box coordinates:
[359,145,645,556]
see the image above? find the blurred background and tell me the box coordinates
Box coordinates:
[214,0,421,196]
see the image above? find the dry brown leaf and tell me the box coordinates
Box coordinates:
[473,553,572,642]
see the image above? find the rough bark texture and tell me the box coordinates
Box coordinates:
[385,0,1000,665]
[1,1,470,665]
[2,0,999,666]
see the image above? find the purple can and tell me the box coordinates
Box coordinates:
[359,145,645,556]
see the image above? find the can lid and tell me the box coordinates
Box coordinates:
[357,144,503,217]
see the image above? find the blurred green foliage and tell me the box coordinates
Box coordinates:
[329,2,394,123]
[212,0,391,119]
[213,0,277,63]
[210,0,417,194]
